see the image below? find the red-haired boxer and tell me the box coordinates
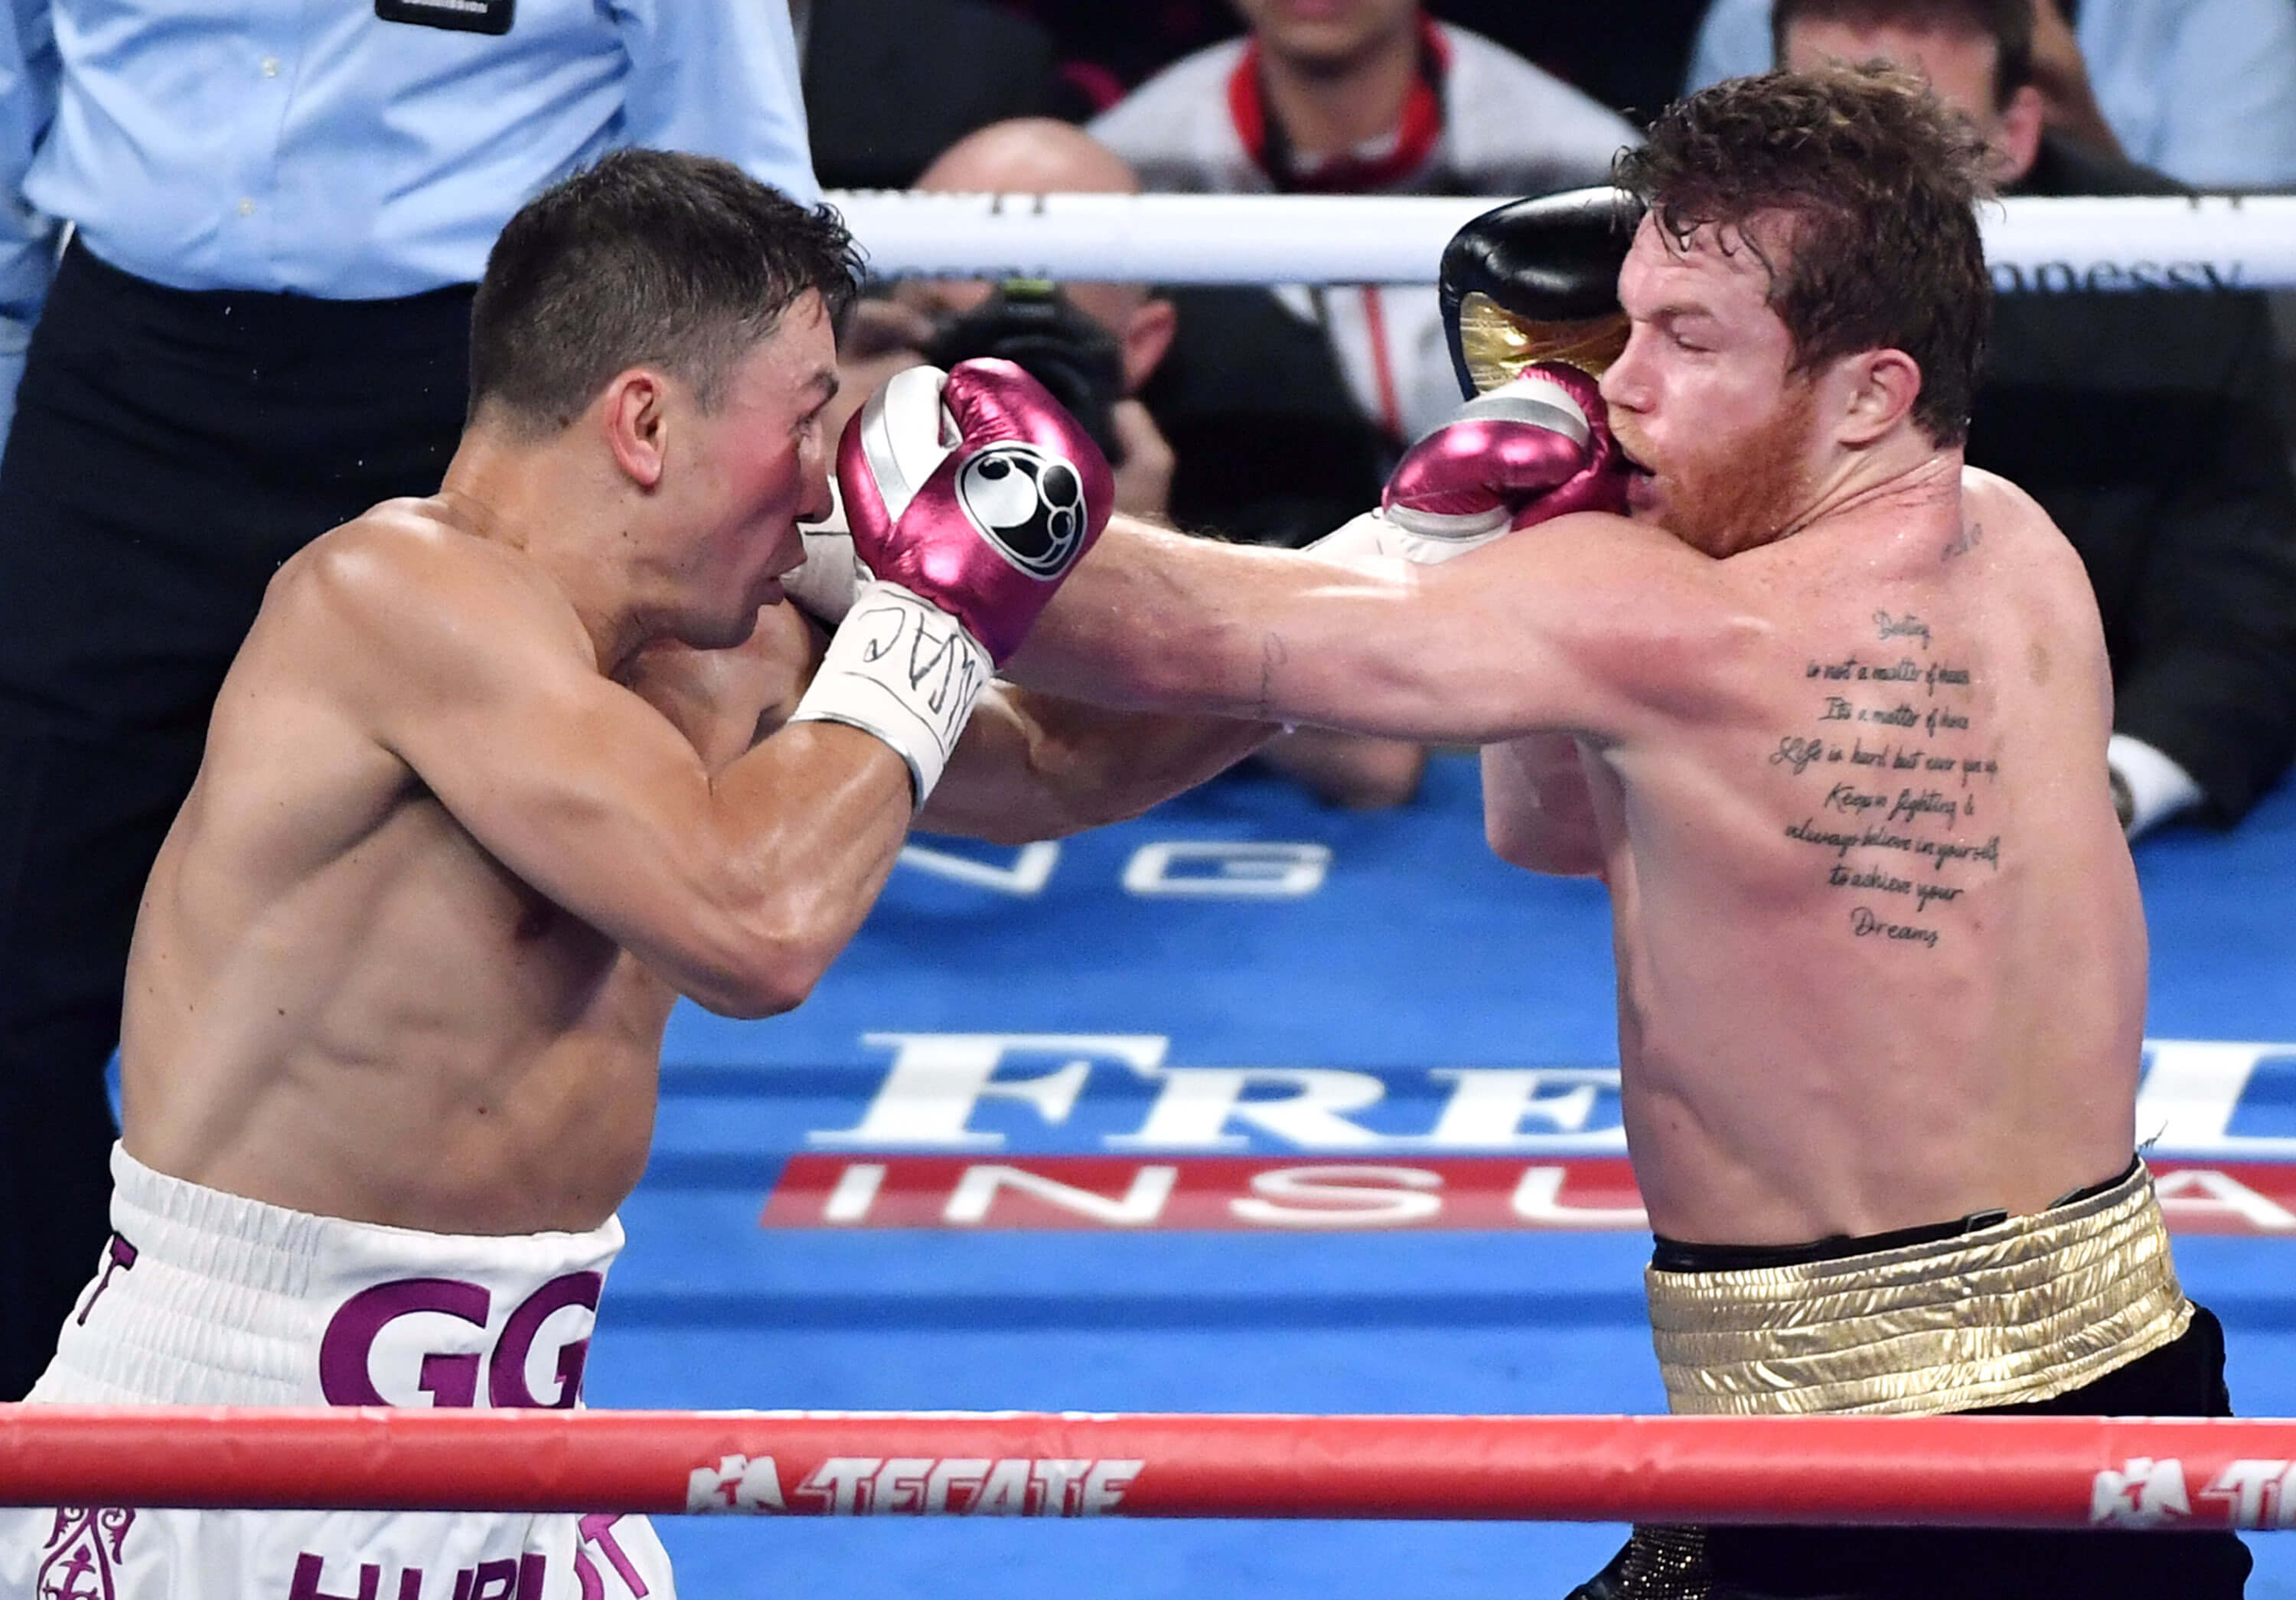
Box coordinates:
[1010,67,2246,1600]
[0,149,1264,1600]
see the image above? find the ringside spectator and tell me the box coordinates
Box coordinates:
[1090,0,1640,449]
[1691,0,2296,189]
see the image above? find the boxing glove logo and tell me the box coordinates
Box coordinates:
[954,442,1089,580]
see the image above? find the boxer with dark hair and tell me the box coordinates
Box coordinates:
[0,148,1267,1598]
[1009,66,2247,1598]
[468,152,863,436]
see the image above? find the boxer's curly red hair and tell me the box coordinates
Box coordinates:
[1613,64,1994,446]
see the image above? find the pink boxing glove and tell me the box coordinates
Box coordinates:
[840,357,1114,663]
[790,358,1113,808]
[1376,361,1627,560]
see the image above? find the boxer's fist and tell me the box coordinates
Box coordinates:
[789,360,1112,808]
[1440,186,1639,400]
[840,358,1113,664]
[1309,189,1638,570]
[1378,362,1627,556]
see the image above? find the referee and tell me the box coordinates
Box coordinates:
[0,0,819,1401]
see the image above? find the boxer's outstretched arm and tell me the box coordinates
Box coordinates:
[1012,512,1720,747]
[923,687,1275,844]
[650,605,1268,847]
[294,521,915,1019]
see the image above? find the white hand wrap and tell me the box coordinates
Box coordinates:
[1306,507,1505,567]
[788,581,993,809]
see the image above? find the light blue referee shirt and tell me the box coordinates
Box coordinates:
[1685,0,2296,193]
[0,0,820,442]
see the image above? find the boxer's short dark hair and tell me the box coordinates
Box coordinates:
[1769,0,2035,108]
[1614,65,1993,446]
[469,149,863,434]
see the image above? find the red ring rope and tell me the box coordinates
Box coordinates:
[5,1408,2296,1530]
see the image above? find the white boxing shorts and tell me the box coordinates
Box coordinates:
[0,1144,675,1599]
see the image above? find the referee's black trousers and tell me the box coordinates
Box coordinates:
[0,239,472,1399]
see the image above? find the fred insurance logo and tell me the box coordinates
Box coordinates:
[704,1033,2296,1235]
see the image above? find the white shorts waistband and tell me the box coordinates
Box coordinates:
[31,1144,625,1408]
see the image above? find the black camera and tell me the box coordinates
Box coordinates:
[921,279,1128,465]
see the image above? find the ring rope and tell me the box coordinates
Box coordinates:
[827,189,2296,290]
[6,1406,2296,1529]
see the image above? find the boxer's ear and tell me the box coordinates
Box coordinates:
[1833,348,1923,449]
[601,367,670,489]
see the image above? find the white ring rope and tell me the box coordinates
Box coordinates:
[826,190,2296,292]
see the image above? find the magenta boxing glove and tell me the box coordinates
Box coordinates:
[790,358,1113,806]
[840,357,1114,660]
[1355,362,1626,563]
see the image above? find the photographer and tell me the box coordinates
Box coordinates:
[828,124,1176,518]
[834,117,1424,808]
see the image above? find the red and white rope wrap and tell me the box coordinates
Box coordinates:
[5,1408,2296,1530]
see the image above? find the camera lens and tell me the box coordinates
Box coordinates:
[921,282,1129,465]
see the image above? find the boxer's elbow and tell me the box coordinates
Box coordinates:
[679,888,846,1019]
[679,948,816,1020]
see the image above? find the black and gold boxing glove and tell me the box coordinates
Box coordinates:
[1439,186,1642,400]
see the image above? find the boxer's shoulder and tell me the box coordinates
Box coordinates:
[1459,508,1774,707]
[1948,466,2095,593]
[1952,466,2111,644]
[1473,505,1698,579]
[1461,508,1733,650]
[274,498,595,675]
[1957,463,2053,531]
[307,495,544,582]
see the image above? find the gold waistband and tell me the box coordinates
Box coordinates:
[1648,1161,2190,1416]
